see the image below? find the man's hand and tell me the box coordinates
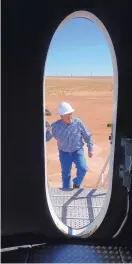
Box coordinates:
[46,120,52,132]
[88,152,93,158]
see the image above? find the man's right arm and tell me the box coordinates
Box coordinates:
[46,121,56,142]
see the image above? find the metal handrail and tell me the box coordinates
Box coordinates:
[95,155,110,188]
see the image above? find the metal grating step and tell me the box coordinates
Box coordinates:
[49,188,107,229]
[61,218,91,229]
[53,206,101,220]
[49,188,107,197]
[50,195,105,207]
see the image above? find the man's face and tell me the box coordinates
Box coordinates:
[61,113,73,125]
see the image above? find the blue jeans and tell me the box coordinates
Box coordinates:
[59,148,88,188]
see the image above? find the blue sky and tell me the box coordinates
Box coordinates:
[45,18,113,76]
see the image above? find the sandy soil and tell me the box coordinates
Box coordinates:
[44,77,113,189]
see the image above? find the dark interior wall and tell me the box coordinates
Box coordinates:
[2,0,132,247]
[2,0,55,235]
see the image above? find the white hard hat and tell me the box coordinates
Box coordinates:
[57,102,75,116]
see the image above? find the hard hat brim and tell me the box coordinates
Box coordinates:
[57,109,75,116]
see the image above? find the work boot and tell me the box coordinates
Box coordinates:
[73,183,79,189]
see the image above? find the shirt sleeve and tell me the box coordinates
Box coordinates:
[46,122,56,142]
[46,129,53,142]
[79,119,93,153]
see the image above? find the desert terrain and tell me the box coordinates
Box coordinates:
[44,76,113,189]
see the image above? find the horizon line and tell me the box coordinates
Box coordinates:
[45,75,113,77]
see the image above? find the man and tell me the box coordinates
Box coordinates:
[46,102,93,189]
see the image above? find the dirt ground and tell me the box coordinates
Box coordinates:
[44,77,113,189]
